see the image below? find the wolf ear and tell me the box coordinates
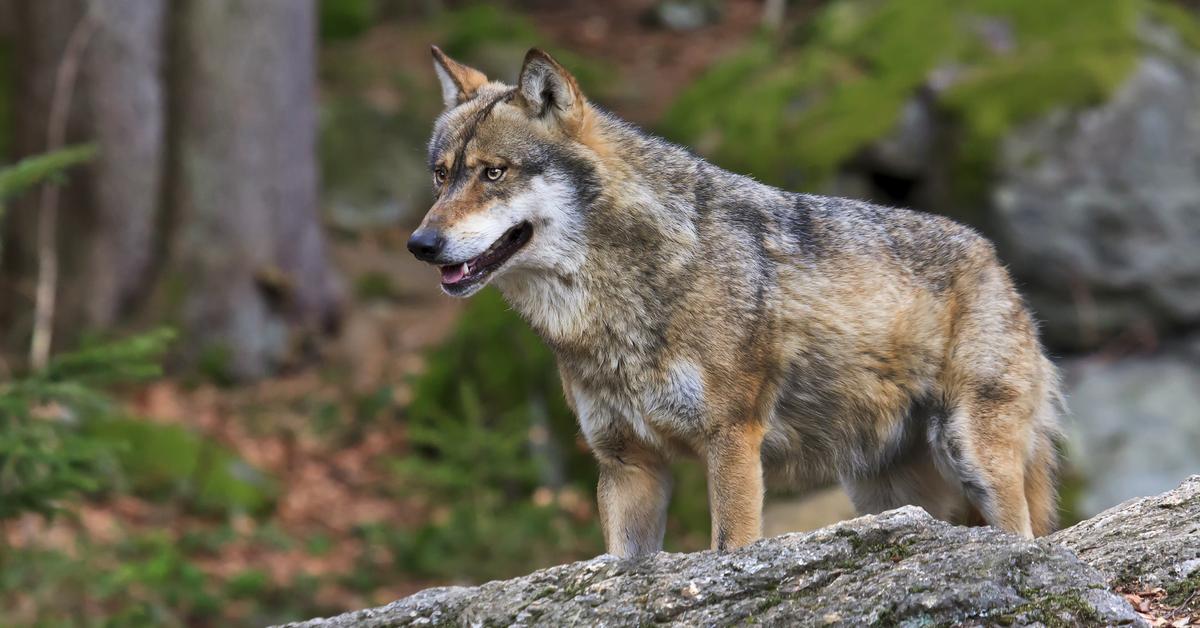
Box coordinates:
[431,45,489,108]
[516,48,584,122]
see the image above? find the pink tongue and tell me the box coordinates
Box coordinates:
[441,263,467,284]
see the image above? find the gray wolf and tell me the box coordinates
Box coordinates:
[408,46,1063,556]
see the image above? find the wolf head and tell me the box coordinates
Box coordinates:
[409,46,602,298]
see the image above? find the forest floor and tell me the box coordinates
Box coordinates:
[3,2,790,625]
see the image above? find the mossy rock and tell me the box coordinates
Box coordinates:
[660,0,1190,193]
[87,418,276,516]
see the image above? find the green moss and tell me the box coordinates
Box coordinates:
[753,591,785,615]
[661,0,1168,192]
[837,528,916,562]
[1020,592,1108,628]
[983,588,1108,628]
[1165,570,1200,607]
[1146,1,1200,50]
[939,0,1140,196]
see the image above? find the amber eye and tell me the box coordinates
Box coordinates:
[433,166,447,186]
[484,166,506,182]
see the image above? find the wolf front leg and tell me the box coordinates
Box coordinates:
[596,446,672,558]
[705,422,766,551]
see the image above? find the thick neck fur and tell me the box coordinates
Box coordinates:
[497,105,767,355]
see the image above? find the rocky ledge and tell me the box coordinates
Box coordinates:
[280,476,1200,627]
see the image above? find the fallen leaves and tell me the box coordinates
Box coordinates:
[1120,584,1200,627]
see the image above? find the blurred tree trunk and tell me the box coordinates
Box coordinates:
[162,0,340,380]
[1,0,340,380]
[0,1,13,40]
[1,0,166,347]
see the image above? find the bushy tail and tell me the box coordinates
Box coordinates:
[1026,361,1065,537]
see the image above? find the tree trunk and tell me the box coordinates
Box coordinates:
[0,1,12,39]
[164,0,340,380]
[2,0,339,380]
[1,0,166,348]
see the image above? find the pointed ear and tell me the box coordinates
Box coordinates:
[431,45,489,108]
[515,48,585,121]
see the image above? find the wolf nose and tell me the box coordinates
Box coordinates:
[407,229,445,262]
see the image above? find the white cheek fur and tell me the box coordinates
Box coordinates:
[441,176,572,260]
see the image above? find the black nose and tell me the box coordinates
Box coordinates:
[407,229,445,262]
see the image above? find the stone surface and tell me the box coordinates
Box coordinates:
[992,45,1200,349]
[1053,475,1200,589]
[841,21,1200,352]
[279,507,1144,627]
[1061,352,1200,517]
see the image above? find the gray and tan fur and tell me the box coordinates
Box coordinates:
[409,47,1063,556]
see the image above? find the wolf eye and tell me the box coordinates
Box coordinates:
[433,166,447,186]
[484,166,506,182]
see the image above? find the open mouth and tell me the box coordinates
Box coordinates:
[439,221,533,292]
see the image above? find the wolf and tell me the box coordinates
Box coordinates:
[408,46,1063,557]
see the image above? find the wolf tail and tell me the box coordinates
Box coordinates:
[1025,358,1065,537]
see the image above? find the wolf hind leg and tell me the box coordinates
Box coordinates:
[930,400,1037,538]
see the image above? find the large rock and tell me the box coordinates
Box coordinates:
[280,477,1200,627]
[993,38,1200,349]
[808,10,1200,353]
[279,507,1144,627]
[1053,475,1200,589]
[1061,348,1200,517]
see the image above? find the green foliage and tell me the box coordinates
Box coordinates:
[439,4,542,59]
[0,144,97,221]
[86,418,276,516]
[661,0,1160,191]
[0,144,98,201]
[319,0,377,42]
[437,4,615,98]
[2,542,208,628]
[0,329,174,523]
[3,529,333,627]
